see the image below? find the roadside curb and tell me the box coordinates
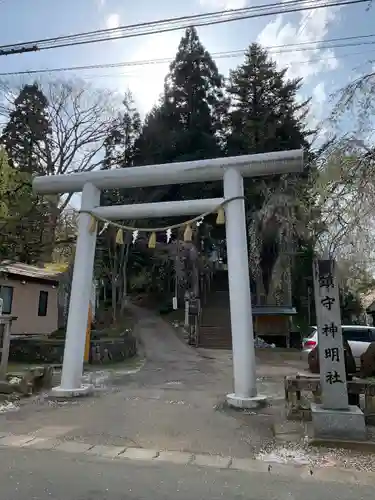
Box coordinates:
[0,434,374,485]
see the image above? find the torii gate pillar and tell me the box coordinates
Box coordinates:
[57,183,100,395]
[223,168,263,407]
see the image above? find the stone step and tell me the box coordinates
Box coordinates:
[201,312,229,320]
[205,291,229,299]
[198,325,232,349]
[198,338,232,349]
[200,321,230,328]
[199,343,232,349]
[203,303,229,310]
[203,302,229,310]
[199,325,231,333]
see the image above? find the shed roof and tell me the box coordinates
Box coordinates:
[252,306,297,316]
[0,261,63,282]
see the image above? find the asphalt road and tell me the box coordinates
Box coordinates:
[2,448,374,500]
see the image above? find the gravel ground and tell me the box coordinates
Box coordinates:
[257,436,375,472]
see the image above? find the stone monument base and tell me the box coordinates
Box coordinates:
[311,403,366,441]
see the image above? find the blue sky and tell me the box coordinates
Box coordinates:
[1,0,374,127]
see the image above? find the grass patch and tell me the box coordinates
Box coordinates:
[94,309,136,337]
[7,362,58,372]
[50,309,136,340]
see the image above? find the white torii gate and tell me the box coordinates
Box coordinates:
[33,149,303,408]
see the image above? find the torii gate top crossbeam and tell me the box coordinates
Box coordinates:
[33,149,304,194]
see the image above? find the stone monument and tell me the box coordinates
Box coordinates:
[311,259,366,441]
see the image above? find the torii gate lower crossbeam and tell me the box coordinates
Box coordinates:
[33,150,304,408]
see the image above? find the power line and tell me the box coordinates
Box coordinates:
[60,49,375,81]
[2,0,301,48]
[4,49,372,85]
[2,32,375,77]
[0,0,369,56]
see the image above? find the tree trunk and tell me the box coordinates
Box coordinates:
[120,242,131,311]
[40,195,60,262]
[111,278,117,324]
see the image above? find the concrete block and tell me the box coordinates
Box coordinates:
[311,403,366,441]
[275,433,302,442]
[86,445,126,458]
[193,454,231,469]
[55,441,94,453]
[0,381,14,394]
[156,451,193,465]
[0,435,35,447]
[118,447,159,461]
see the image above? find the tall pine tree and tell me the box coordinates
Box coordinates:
[2,83,51,174]
[135,27,228,207]
[136,27,228,166]
[1,83,53,262]
[226,43,310,155]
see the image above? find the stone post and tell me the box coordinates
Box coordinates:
[311,259,366,441]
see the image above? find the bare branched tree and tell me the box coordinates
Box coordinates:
[0,78,119,261]
[45,81,115,172]
[1,77,118,204]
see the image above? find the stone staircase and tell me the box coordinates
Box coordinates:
[198,271,232,349]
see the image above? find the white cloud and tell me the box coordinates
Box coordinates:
[304,82,336,145]
[309,82,326,126]
[105,13,120,31]
[257,3,341,137]
[312,81,326,107]
[257,5,340,82]
[199,0,248,9]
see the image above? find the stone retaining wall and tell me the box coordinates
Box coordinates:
[9,333,137,365]
[90,335,137,364]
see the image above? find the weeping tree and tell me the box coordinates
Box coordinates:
[307,134,375,320]
[309,135,375,261]
[247,175,312,306]
[325,69,375,256]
